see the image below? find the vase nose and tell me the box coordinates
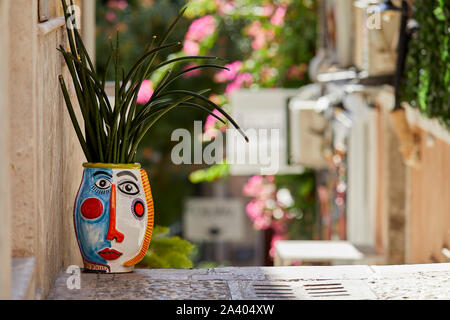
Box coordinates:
[106,184,125,243]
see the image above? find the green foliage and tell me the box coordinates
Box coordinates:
[187,0,318,184]
[402,0,450,127]
[94,0,316,226]
[96,0,190,79]
[138,225,196,268]
[275,170,317,240]
[59,0,246,164]
[95,1,254,225]
[189,162,229,183]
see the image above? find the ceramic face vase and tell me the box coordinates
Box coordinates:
[74,163,154,273]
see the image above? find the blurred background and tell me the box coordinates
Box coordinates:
[96,0,319,269]
[0,1,448,300]
[94,0,449,269]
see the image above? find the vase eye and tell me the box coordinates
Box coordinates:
[95,178,111,190]
[80,197,104,219]
[118,181,139,196]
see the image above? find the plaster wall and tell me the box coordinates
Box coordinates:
[0,0,12,300]
[6,0,86,298]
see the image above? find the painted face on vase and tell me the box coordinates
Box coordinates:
[74,164,154,273]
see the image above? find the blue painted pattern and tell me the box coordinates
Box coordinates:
[74,168,113,267]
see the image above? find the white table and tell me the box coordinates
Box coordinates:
[274,240,365,266]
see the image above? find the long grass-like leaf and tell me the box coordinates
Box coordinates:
[158,6,188,47]
[143,55,226,81]
[59,75,94,161]
[126,95,196,162]
[158,90,249,142]
[152,64,229,99]
[59,0,247,164]
[120,42,181,95]
[129,100,226,139]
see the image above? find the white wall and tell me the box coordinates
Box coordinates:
[1,0,90,299]
[346,93,378,247]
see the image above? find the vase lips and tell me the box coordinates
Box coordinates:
[98,248,123,260]
[83,163,141,170]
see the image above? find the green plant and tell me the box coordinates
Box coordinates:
[58,0,247,164]
[402,0,449,127]
[137,225,195,268]
[188,161,229,183]
[274,172,317,240]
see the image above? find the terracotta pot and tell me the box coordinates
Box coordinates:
[74,163,154,273]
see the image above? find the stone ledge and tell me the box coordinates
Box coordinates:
[37,17,65,36]
[46,263,450,300]
[11,257,36,300]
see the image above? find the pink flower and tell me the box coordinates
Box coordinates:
[246,21,275,50]
[262,4,274,17]
[105,11,117,23]
[182,40,200,55]
[215,0,235,15]
[204,109,222,129]
[269,233,288,257]
[225,81,240,95]
[271,6,287,26]
[252,34,266,50]
[246,200,273,230]
[243,175,264,197]
[214,61,243,83]
[271,220,288,234]
[137,80,154,105]
[260,66,277,83]
[185,15,216,42]
[253,216,272,230]
[246,200,264,221]
[249,175,264,185]
[107,0,128,11]
[203,109,224,139]
[182,63,201,78]
[247,20,263,38]
[260,184,276,199]
[286,64,307,80]
[225,72,253,95]
[242,174,291,248]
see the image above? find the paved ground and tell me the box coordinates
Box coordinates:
[47,263,450,300]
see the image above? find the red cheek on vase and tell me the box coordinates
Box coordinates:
[81,198,103,219]
[133,200,145,218]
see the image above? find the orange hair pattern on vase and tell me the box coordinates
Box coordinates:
[123,169,154,267]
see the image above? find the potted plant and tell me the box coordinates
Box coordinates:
[58,0,247,273]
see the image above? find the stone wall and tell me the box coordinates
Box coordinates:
[4,0,88,299]
[0,0,12,300]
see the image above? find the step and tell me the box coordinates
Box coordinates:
[46,263,450,300]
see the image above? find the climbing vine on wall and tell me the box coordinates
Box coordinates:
[402,0,449,127]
